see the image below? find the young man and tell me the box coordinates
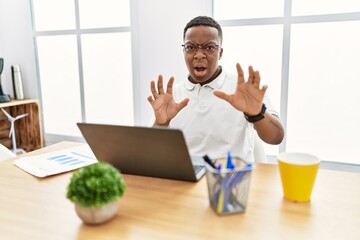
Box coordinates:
[148,16,284,161]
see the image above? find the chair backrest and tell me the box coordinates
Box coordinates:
[253,134,267,163]
[0,144,16,162]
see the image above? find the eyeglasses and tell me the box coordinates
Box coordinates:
[182,43,219,54]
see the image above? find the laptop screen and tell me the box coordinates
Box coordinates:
[77,123,205,182]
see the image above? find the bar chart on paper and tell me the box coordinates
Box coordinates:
[47,152,92,167]
[14,144,98,177]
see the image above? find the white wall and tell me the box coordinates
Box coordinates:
[0,0,38,99]
[0,0,211,127]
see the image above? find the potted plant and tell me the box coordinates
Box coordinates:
[66,162,126,225]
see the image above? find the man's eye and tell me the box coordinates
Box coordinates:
[186,45,196,50]
[205,45,215,51]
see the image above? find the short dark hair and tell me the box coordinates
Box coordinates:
[183,16,223,45]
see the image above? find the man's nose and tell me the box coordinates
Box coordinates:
[194,49,206,59]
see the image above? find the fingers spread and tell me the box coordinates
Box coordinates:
[157,75,164,94]
[253,70,261,89]
[151,75,175,98]
[147,95,154,104]
[213,90,232,103]
[166,77,175,95]
[261,84,268,93]
[150,81,159,98]
[177,98,190,111]
[236,63,245,85]
[248,66,255,84]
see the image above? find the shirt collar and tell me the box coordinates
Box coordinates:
[184,66,226,91]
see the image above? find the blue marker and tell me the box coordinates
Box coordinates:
[230,163,253,188]
[219,152,234,213]
[226,151,235,170]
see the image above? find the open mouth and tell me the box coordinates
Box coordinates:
[194,66,207,77]
[194,66,206,71]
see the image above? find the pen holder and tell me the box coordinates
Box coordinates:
[205,157,254,215]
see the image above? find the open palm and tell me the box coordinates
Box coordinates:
[213,63,267,116]
[147,75,189,125]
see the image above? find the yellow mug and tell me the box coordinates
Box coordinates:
[277,152,320,202]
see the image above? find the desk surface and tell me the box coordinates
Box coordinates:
[0,142,359,240]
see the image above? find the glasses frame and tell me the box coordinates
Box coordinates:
[181,43,220,54]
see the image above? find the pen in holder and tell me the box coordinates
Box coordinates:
[204,156,254,215]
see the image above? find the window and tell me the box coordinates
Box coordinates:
[32,0,76,31]
[214,0,284,19]
[214,0,360,164]
[287,21,360,164]
[81,32,133,125]
[292,0,360,16]
[31,0,133,140]
[36,35,81,136]
[78,0,130,28]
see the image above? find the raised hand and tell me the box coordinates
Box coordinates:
[213,63,267,116]
[147,75,189,126]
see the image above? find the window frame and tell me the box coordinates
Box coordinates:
[30,0,133,144]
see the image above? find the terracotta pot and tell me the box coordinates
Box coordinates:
[75,201,118,225]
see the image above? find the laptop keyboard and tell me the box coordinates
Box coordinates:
[193,165,205,174]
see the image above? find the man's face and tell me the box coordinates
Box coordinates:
[183,26,223,85]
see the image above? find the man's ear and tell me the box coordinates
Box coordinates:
[219,48,223,60]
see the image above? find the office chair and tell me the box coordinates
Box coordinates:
[0,143,16,162]
[253,134,267,163]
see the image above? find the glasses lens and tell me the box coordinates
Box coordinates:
[184,44,196,53]
[183,44,218,54]
[203,44,217,54]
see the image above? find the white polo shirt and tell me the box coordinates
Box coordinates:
[170,69,278,161]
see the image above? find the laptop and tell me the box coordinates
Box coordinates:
[77,123,206,182]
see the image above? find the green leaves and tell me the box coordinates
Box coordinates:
[66,162,126,208]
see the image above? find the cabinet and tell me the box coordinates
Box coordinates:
[0,99,43,152]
